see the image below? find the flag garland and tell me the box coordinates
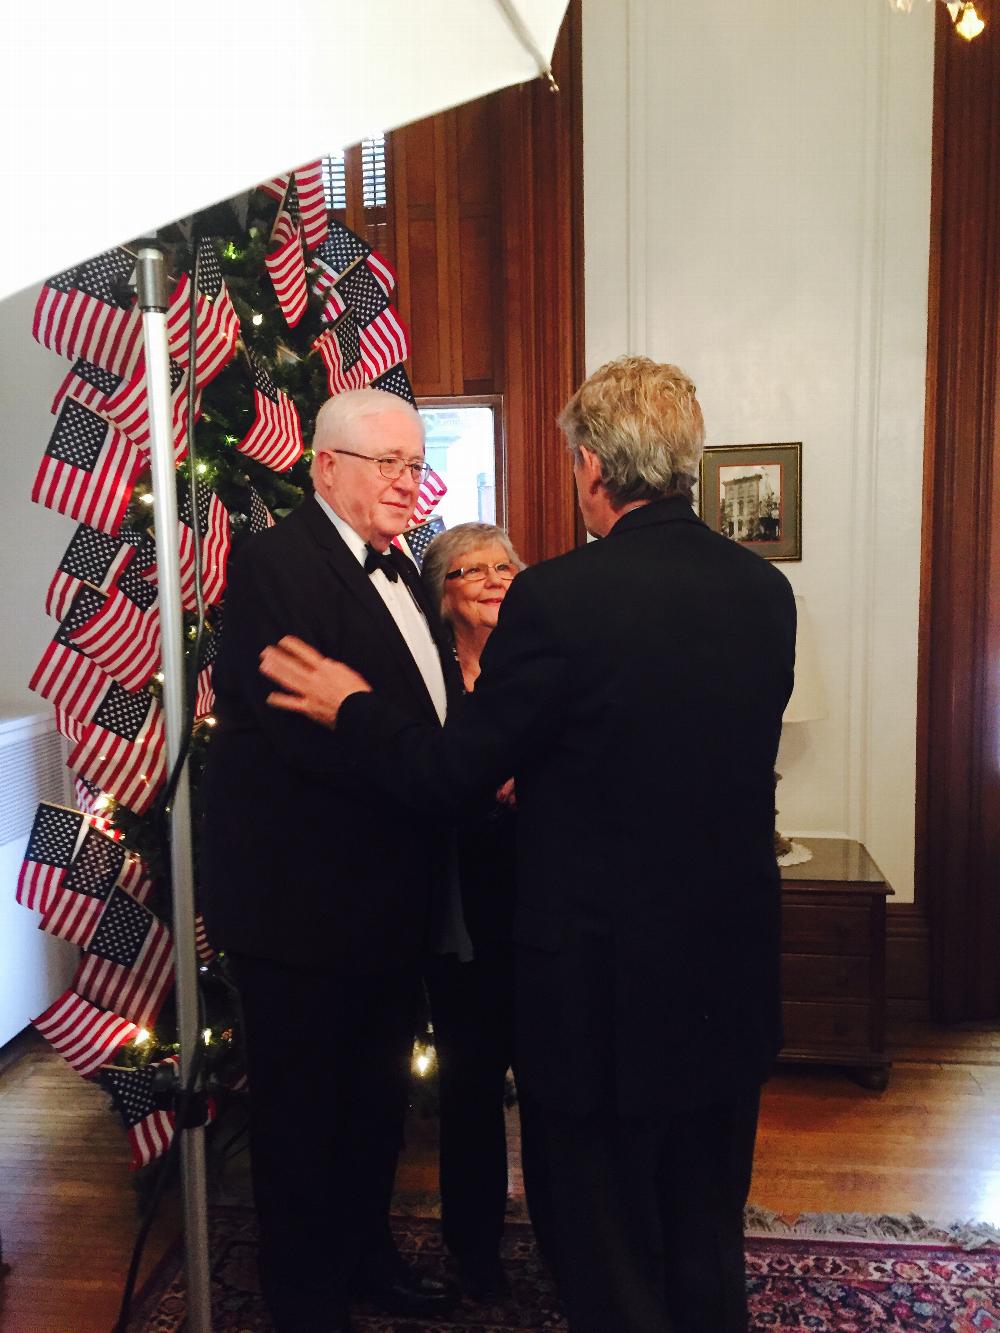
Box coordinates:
[23,162,430,1144]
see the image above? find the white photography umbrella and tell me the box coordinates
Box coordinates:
[0,0,569,299]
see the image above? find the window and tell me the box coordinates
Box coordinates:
[321,153,347,212]
[418,399,504,530]
[360,136,388,209]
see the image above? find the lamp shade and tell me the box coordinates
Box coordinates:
[783,596,826,723]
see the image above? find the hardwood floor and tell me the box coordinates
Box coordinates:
[2,1023,1000,1332]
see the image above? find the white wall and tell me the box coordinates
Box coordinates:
[583,0,933,901]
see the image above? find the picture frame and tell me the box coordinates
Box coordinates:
[698,442,802,562]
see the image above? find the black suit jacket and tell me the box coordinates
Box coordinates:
[200,496,462,972]
[338,497,796,1114]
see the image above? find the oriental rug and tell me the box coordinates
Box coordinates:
[128,1208,1000,1332]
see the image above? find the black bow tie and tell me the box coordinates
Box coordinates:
[364,544,401,582]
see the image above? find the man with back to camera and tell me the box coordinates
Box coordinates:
[258,356,797,1333]
[200,388,460,1333]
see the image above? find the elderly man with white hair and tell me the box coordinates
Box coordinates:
[200,389,458,1333]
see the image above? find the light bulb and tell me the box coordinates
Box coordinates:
[135,1028,151,1045]
[251,312,264,327]
[203,1028,213,1045]
[205,715,218,727]
[196,462,208,475]
[140,492,154,506]
[415,1053,430,1075]
[93,793,111,812]
[956,1,985,38]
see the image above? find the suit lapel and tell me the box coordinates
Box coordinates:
[298,497,447,723]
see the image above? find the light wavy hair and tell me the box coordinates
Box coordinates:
[421,522,525,624]
[557,356,705,505]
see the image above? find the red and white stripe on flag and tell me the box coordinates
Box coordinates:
[265,214,309,327]
[194,913,216,964]
[411,468,448,526]
[68,693,168,817]
[33,284,144,378]
[166,273,240,391]
[178,493,230,611]
[313,327,369,397]
[33,989,138,1078]
[292,160,329,249]
[69,584,161,694]
[30,639,116,726]
[31,401,143,537]
[236,379,304,473]
[74,894,175,1030]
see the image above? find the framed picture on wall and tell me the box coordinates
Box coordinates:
[698,442,802,562]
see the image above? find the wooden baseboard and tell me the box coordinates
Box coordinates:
[887,903,930,1020]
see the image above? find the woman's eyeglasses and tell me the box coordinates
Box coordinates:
[444,562,519,584]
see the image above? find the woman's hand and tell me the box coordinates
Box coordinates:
[259,636,372,728]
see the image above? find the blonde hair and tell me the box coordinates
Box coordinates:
[558,356,705,504]
[421,523,525,623]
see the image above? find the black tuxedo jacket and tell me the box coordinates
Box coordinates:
[338,498,796,1114]
[200,496,461,972]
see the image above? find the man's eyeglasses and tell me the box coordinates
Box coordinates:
[445,562,519,584]
[329,449,431,484]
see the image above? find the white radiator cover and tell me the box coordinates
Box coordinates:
[0,708,78,1049]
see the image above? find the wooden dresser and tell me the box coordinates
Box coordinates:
[779,837,893,1089]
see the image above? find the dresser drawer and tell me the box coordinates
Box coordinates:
[781,903,871,955]
[781,1000,871,1052]
[781,953,870,1000]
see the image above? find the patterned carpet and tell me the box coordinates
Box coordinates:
[129,1207,1000,1332]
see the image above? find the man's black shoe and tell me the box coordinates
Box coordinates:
[354,1254,456,1317]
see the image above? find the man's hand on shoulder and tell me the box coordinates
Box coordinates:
[259,636,372,728]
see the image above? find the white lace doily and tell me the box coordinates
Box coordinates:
[777,841,813,867]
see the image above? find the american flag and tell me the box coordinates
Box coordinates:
[101,1057,178,1169]
[17,802,88,913]
[411,467,448,527]
[30,588,118,723]
[371,362,417,406]
[178,483,230,610]
[292,160,328,248]
[265,203,309,328]
[311,220,395,315]
[50,358,123,416]
[102,356,200,464]
[398,517,446,570]
[68,558,161,692]
[41,823,149,948]
[248,487,276,533]
[313,313,368,396]
[32,249,144,377]
[32,396,144,535]
[68,685,167,816]
[329,263,409,377]
[194,913,216,964]
[194,625,220,719]
[75,886,174,1029]
[166,239,240,390]
[33,990,138,1078]
[236,350,304,472]
[45,523,139,621]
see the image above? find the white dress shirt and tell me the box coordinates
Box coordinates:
[315,493,448,724]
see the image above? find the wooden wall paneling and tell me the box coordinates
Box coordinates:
[917,7,1000,1020]
[392,117,456,396]
[886,904,930,1021]
[456,99,503,395]
[499,3,583,566]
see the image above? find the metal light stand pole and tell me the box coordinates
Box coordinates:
[135,244,213,1333]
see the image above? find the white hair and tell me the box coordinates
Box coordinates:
[311,390,424,476]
